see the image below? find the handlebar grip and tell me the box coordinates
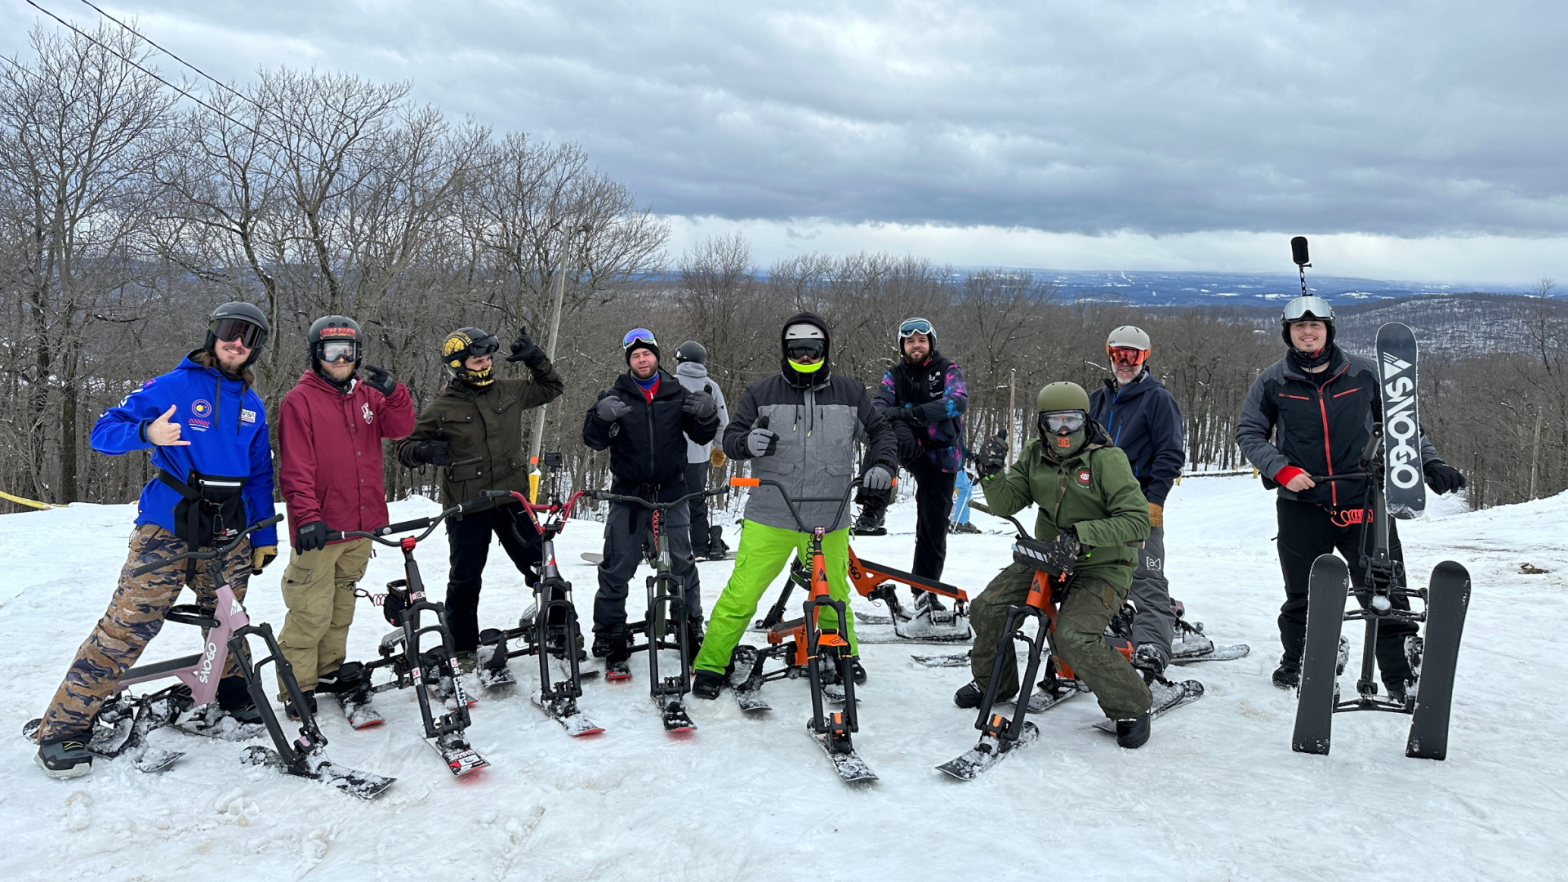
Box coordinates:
[482,489,513,498]
[256,514,285,529]
[325,530,345,542]
[377,517,431,536]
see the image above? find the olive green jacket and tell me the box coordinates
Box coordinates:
[980,430,1151,590]
[396,360,565,505]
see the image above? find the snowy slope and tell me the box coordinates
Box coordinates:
[1,477,1564,881]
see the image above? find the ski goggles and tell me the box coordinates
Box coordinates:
[1282,295,1334,323]
[317,339,360,364]
[1038,410,1086,434]
[786,339,826,362]
[898,317,933,339]
[1107,345,1148,368]
[210,317,266,349]
[622,328,658,352]
[463,336,500,358]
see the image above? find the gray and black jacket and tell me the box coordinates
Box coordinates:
[723,373,897,533]
[1236,346,1438,509]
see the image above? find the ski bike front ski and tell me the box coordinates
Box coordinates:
[1092,678,1204,733]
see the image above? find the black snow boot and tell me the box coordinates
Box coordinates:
[913,590,946,615]
[315,661,365,695]
[1115,712,1151,749]
[850,657,867,685]
[285,690,318,722]
[692,669,724,701]
[1272,659,1300,690]
[216,675,265,724]
[36,733,93,779]
[953,679,1009,709]
[852,504,887,537]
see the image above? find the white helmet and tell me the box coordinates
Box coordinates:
[784,322,825,340]
[1106,325,1151,351]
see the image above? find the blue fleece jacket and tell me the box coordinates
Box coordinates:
[90,351,278,548]
[1087,370,1185,506]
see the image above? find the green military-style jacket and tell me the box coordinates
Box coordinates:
[980,429,1151,590]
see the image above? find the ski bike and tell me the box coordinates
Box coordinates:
[750,546,971,644]
[1291,421,1471,760]
[936,509,1202,780]
[583,483,730,732]
[25,515,394,798]
[470,452,604,737]
[724,475,877,782]
[328,495,502,776]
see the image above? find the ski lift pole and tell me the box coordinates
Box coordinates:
[527,223,592,498]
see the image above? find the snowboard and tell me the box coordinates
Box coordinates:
[1377,322,1426,518]
[1406,561,1471,760]
[1293,554,1350,755]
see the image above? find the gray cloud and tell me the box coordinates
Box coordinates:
[3,1,1565,239]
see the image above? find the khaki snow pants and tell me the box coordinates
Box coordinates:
[276,538,372,696]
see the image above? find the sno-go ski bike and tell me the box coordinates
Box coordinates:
[1291,419,1470,757]
[468,453,603,737]
[584,483,731,732]
[724,475,878,782]
[25,515,394,798]
[749,546,971,644]
[329,495,501,776]
[937,510,1202,780]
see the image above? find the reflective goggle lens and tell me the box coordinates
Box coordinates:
[786,340,826,361]
[319,340,358,363]
[1283,295,1334,323]
[1108,346,1148,367]
[622,328,658,351]
[898,318,933,338]
[1040,410,1086,433]
[212,317,264,348]
[467,336,500,357]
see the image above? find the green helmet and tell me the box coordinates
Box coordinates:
[1036,382,1091,459]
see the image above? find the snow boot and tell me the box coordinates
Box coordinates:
[315,662,364,695]
[1272,659,1300,690]
[35,734,93,779]
[850,657,867,685]
[953,680,1013,709]
[685,617,706,656]
[692,669,724,701]
[216,675,264,725]
[453,651,477,674]
[913,590,946,615]
[708,525,729,560]
[852,505,887,537]
[602,631,632,681]
[1115,712,1151,749]
[285,690,318,722]
[950,521,981,535]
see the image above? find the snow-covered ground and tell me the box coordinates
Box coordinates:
[1,476,1564,881]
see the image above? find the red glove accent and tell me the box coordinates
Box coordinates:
[1274,466,1306,486]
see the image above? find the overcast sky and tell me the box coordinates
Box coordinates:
[3,1,1564,284]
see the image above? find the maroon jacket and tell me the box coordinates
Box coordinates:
[278,370,417,547]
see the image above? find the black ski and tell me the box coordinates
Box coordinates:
[936,723,1040,780]
[1376,322,1426,518]
[811,724,877,782]
[1293,554,1350,755]
[728,645,770,713]
[1406,561,1471,760]
[241,745,395,799]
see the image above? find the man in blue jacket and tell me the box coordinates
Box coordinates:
[33,302,279,778]
[1088,326,1185,678]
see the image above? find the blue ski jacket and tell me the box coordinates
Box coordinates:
[1087,369,1185,506]
[90,351,278,548]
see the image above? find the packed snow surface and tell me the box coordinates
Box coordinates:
[1,476,1564,880]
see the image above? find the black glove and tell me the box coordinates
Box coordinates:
[595,395,633,424]
[1423,460,1466,495]
[295,520,330,553]
[1040,528,1081,576]
[977,432,1008,479]
[882,407,914,424]
[412,439,452,466]
[505,327,547,368]
[683,390,718,421]
[361,364,396,397]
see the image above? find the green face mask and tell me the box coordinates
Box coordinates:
[1042,427,1086,460]
[789,358,825,374]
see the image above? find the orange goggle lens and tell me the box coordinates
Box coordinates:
[1107,346,1148,367]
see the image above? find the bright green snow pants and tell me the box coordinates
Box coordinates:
[693,520,858,674]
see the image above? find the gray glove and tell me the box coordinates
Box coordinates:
[683,390,718,421]
[861,465,893,491]
[746,426,779,457]
[595,395,632,424]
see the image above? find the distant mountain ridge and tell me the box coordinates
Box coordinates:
[988,268,1543,307]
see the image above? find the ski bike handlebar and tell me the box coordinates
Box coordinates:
[129,515,285,577]
[728,475,893,534]
[325,493,508,547]
[586,486,728,511]
[481,488,588,536]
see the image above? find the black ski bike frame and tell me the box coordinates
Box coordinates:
[329,494,500,771]
[586,484,730,723]
[727,476,870,754]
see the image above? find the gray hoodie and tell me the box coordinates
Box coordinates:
[674,361,730,464]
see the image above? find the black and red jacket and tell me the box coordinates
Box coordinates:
[1236,346,1436,508]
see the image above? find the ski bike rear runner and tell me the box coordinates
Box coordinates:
[1087,325,1185,679]
[395,326,568,675]
[690,312,898,700]
[34,302,280,777]
[1237,295,1466,697]
[582,328,720,678]
[276,315,415,722]
[673,340,732,559]
[962,382,1155,748]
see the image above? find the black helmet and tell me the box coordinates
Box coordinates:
[307,315,362,364]
[205,301,270,369]
[675,340,707,365]
[441,327,500,387]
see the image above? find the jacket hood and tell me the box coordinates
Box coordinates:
[780,311,832,388]
[674,361,710,381]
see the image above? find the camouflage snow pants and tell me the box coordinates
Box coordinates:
[36,524,253,743]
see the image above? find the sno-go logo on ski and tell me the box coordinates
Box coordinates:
[1381,353,1421,491]
[1075,468,1092,487]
